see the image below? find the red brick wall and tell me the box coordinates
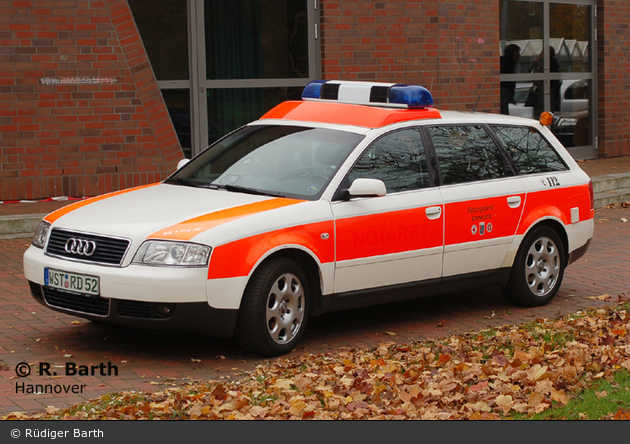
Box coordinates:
[597,1,630,158]
[0,0,182,201]
[320,0,500,113]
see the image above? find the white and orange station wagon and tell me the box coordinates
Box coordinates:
[24,80,594,356]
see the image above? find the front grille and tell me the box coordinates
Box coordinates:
[42,286,110,316]
[29,281,44,300]
[46,228,130,266]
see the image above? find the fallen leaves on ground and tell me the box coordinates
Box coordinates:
[603,201,630,209]
[5,300,630,420]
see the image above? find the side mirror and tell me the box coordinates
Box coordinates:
[176,158,190,171]
[347,178,387,198]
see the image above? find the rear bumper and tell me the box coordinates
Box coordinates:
[567,238,591,266]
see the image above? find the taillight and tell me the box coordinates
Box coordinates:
[588,180,594,210]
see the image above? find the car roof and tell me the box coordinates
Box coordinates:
[261,100,442,128]
[261,100,540,130]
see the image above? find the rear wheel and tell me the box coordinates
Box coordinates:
[505,226,565,306]
[235,257,309,356]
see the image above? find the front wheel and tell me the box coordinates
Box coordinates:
[505,226,565,307]
[235,257,309,356]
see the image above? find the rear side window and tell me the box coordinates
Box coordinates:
[428,125,508,185]
[491,126,568,174]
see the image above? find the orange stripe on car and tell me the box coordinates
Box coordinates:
[517,184,592,235]
[44,183,159,224]
[335,207,443,262]
[207,221,334,279]
[149,198,305,241]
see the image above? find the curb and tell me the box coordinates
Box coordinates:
[0,214,46,238]
[592,173,630,209]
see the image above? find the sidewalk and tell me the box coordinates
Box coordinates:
[1,156,630,237]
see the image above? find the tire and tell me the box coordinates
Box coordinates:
[505,226,565,307]
[235,257,309,356]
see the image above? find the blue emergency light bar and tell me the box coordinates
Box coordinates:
[301,80,434,109]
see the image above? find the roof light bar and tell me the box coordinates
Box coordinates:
[301,80,434,109]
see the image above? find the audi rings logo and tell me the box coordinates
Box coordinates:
[64,238,97,256]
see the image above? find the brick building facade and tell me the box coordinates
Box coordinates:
[0,0,181,201]
[1,0,628,201]
[597,0,630,158]
[320,1,499,112]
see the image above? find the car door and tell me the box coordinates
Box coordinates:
[426,124,526,278]
[331,128,444,294]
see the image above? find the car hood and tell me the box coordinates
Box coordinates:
[44,183,304,242]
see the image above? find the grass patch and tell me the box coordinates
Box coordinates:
[512,370,630,420]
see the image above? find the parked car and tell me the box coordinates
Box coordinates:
[24,80,594,356]
[509,79,590,147]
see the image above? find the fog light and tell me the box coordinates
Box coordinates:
[155,304,175,318]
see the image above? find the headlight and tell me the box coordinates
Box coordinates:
[32,221,51,249]
[132,241,211,267]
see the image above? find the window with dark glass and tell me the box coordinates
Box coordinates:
[128,0,189,81]
[207,87,304,145]
[428,126,508,185]
[162,90,192,159]
[205,0,309,80]
[491,126,568,174]
[549,3,591,73]
[348,129,428,194]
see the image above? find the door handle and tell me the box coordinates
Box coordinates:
[507,196,522,208]
[425,206,442,220]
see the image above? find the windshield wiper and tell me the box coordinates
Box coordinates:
[164,177,203,187]
[219,184,286,198]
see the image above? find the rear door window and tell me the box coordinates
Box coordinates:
[427,125,509,185]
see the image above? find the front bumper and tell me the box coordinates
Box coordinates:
[23,245,240,338]
[28,281,238,338]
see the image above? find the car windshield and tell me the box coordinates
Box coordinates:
[166,125,364,200]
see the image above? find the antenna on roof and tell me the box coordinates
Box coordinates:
[472,69,495,112]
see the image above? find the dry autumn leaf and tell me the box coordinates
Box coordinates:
[586,294,613,301]
[4,300,630,421]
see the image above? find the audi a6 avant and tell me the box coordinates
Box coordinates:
[24,80,594,356]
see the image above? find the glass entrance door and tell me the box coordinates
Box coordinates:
[500,0,596,159]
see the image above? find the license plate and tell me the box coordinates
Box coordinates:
[44,268,100,296]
